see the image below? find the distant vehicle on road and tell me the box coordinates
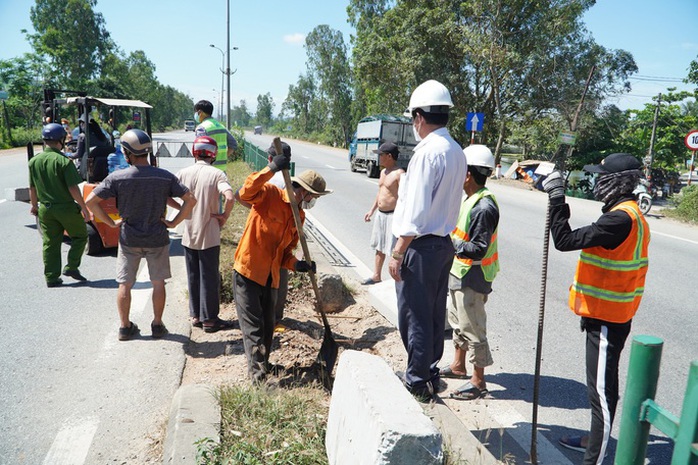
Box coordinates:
[254,125,263,135]
[348,114,417,178]
[184,119,196,131]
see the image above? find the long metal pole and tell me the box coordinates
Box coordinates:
[646,94,661,179]
[226,0,231,130]
[530,65,595,464]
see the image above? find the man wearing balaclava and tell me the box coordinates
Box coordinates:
[542,153,650,464]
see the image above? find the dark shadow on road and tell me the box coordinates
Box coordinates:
[486,372,588,409]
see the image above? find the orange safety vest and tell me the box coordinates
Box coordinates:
[568,200,650,323]
[450,188,499,282]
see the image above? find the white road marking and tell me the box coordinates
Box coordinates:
[42,416,99,465]
[652,230,698,246]
[0,199,6,204]
[365,179,378,185]
[99,262,153,357]
[325,164,336,169]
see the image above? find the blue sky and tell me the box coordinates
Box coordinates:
[1,0,696,114]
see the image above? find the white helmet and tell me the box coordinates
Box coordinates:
[404,79,453,116]
[463,144,495,169]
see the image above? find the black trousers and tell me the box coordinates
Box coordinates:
[396,235,454,392]
[582,317,631,465]
[183,246,220,322]
[233,271,277,382]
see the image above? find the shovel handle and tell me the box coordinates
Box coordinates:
[273,137,332,330]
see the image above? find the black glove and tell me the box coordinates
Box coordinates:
[542,171,565,200]
[267,154,290,173]
[294,260,316,273]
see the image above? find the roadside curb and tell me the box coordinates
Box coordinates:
[162,384,220,465]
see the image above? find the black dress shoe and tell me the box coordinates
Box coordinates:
[46,278,63,288]
[63,269,87,281]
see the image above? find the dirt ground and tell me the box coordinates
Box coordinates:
[180,274,408,389]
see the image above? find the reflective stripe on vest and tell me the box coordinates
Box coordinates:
[198,118,228,170]
[568,200,650,323]
[449,188,499,282]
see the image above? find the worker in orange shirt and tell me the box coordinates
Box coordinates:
[234,145,333,383]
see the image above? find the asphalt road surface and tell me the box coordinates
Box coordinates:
[244,132,697,463]
[1,131,696,463]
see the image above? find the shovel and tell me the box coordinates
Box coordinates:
[273,137,339,377]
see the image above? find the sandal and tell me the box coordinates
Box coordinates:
[449,381,488,400]
[191,318,203,328]
[439,366,469,379]
[203,318,235,333]
[118,322,140,341]
[361,277,381,285]
[559,435,586,453]
[151,323,168,339]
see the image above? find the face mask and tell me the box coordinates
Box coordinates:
[301,197,317,210]
[62,124,69,130]
[412,116,422,142]
[194,112,200,123]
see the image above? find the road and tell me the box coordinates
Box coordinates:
[0,134,193,465]
[245,132,697,463]
[1,131,695,463]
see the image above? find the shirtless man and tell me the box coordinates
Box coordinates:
[362,142,405,284]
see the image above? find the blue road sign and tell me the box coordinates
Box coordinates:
[466,112,485,132]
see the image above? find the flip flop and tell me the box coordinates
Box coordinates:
[449,381,488,400]
[439,366,470,379]
[361,277,381,285]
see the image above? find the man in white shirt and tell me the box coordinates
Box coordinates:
[388,80,467,402]
[171,136,236,332]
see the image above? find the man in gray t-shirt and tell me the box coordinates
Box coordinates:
[86,129,196,341]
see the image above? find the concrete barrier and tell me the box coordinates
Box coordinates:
[162,384,220,465]
[326,350,443,465]
[5,187,30,202]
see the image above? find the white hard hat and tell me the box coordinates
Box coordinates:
[404,79,453,116]
[463,144,495,170]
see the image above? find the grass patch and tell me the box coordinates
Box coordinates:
[197,384,329,464]
[220,160,254,302]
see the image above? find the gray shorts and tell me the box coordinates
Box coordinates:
[369,210,396,255]
[116,244,171,284]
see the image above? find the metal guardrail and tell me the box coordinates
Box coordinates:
[615,336,698,464]
[243,140,295,175]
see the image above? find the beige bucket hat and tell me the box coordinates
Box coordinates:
[291,170,333,195]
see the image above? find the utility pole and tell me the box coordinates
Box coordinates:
[646,93,661,179]
[226,0,231,130]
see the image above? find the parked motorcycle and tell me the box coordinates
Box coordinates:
[634,179,652,215]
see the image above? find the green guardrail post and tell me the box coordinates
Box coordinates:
[673,360,698,465]
[242,139,294,176]
[615,335,664,465]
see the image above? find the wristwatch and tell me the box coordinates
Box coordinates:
[391,250,405,260]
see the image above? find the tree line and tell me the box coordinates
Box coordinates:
[276,0,698,185]
[0,0,193,147]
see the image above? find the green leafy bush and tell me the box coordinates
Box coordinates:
[668,185,698,224]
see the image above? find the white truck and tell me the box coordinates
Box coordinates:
[348,115,417,178]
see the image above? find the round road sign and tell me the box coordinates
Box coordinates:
[685,130,698,151]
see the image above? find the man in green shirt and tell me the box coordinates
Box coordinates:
[29,123,91,287]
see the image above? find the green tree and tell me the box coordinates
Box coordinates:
[256,93,274,127]
[231,100,251,127]
[28,0,114,89]
[0,54,47,129]
[305,25,353,147]
[283,74,317,135]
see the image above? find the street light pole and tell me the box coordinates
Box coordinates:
[226,0,231,130]
[209,44,224,121]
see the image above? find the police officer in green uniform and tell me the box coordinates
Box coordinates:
[193,100,237,169]
[29,123,91,287]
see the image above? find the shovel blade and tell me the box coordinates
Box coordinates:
[318,326,338,375]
